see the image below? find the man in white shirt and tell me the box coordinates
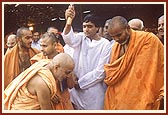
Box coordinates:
[62,5,112,110]
[31,31,41,51]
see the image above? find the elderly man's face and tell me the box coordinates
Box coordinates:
[7,35,17,49]
[158,18,164,36]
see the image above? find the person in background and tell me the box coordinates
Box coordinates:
[31,31,41,51]
[157,15,164,45]
[4,53,75,110]
[128,18,144,31]
[104,16,164,110]
[47,27,65,52]
[103,19,115,45]
[6,34,17,53]
[30,32,59,64]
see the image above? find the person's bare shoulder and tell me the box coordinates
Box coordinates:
[27,74,50,96]
[27,74,53,109]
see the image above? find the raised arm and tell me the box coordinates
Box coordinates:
[64,4,75,35]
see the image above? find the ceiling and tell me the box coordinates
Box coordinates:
[4,3,164,34]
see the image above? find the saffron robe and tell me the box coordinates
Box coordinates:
[4,44,39,89]
[104,30,164,110]
[4,60,56,110]
[4,60,73,110]
[30,53,74,110]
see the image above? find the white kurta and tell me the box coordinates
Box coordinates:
[62,28,112,110]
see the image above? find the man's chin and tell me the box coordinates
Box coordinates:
[158,31,164,35]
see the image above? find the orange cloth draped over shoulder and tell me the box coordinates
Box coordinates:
[30,53,74,110]
[4,59,73,110]
[4,60,56,110]
[30,52,49,64]
[104,30,164,110]
[4,44,40,89]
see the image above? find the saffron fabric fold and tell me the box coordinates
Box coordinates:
[30,53,74,110]
[4,60,56,110]
[104,30,164,110]
[4,44,39,89]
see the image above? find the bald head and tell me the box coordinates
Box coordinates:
[7,34,17,49]
[158,15,164,21]
[128,18,144,30]
[108,16,130,44]
[16,27,30,38]
[41,32,59,43]
[158,15,164,36]
[108,16,128,30]
[49,53,75,81]
[52,53,74,69]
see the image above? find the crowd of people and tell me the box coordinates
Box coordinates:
[3,5,164,110]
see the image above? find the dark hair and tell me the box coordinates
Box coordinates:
[83,14,100,27]
[55,33,65,46]
[47,26,59,32]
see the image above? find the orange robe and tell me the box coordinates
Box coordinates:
[4,59,73,110]
[4,60,55,110]
[30,52,49,64]
[4,44,39,89]
[30,52,74,110]
[104,30,164,110]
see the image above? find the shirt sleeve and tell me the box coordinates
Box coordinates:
[62,27,82,48]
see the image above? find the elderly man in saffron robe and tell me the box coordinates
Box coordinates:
[4,53,74,110]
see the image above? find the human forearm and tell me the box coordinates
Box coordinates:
[64,24,71,35]
[64,4,75,35]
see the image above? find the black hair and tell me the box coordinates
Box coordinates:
[83,14,100,27]
[54,33,65,46]
[47,26,59,32]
